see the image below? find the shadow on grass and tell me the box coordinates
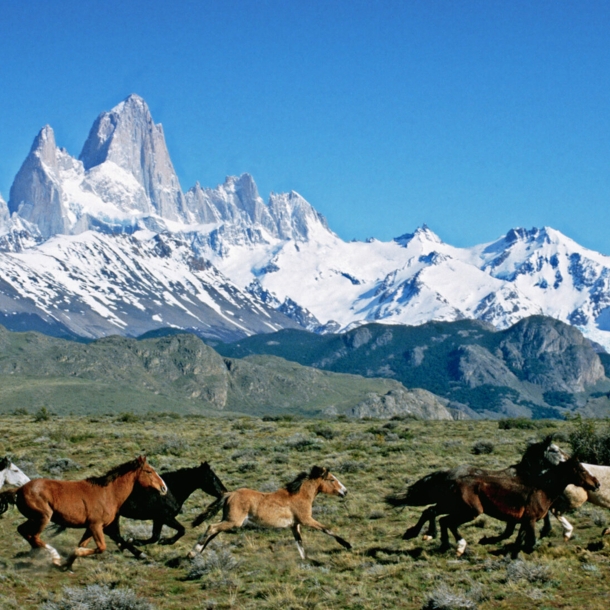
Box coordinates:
[364,545,425,560]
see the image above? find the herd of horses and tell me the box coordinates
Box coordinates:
[0,436,608,570]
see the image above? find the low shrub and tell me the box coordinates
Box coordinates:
[41,584,154,610]
[43,457,81,475]
[498,418,539,430]
[422,583,478,610]
[471,440,494,455]
[505,560,552,584]
[185,547,239,582]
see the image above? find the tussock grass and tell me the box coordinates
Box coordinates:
[0,415,608,609]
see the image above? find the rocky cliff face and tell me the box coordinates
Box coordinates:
[79,94,187,221]
[8,126,71,237]
[498,316,606,392]
[347,387,454,420]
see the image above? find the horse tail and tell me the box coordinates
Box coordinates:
[192,494,227,527]
[385,470,453,508]
[48,524,67,538]
[0,488,18,515]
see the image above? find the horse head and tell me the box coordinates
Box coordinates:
[564,457,600,492]
[135,456,168,496]
[520,436,569,478]
[198,462,227,498]
[310,466,348,498]
[2,460,30,487]
[542,437,570,466]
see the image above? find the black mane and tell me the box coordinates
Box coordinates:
[0,456,10,471]
[87,458,142,487]
[285,471,309,494]
[285,466,327,494]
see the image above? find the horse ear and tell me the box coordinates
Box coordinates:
[0,456,9,470]
[542,435,554,447]
[137,455,147,465]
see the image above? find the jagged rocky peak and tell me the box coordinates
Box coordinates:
[186,173,275,231]
[223,174,270,225]
[8,125,72,237]
[79,94,186,221]
[268,190,330,241]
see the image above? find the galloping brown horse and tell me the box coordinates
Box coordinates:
[188,466,351,560]
[0,456,167,569]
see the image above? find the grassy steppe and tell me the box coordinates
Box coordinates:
[0,415,609,609]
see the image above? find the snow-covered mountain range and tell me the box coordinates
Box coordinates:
[3,94,610,348]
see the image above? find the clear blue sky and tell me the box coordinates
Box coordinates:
[2,1,610,253]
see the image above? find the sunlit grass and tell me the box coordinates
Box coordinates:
[0,415,608,609]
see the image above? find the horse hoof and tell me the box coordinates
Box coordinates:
[422,535,433,541]
[456,539,467,556]
[563,534,572,542]
[602,528,610,537]
[187,551,196,560]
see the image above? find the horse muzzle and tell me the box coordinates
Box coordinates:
[339,489,348,498]
[159,481,169,496]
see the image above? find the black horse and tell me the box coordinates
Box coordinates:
[52,461,227,558]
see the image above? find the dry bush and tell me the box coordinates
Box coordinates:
[422,583,479,610]
[505,560,552,584]
[40,584,154,610]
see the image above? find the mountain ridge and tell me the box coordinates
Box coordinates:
[3,94,610,350]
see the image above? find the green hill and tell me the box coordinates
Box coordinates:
[0,326,450,419]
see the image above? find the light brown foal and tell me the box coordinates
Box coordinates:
[189,466,351,560]
[10,456,167,569]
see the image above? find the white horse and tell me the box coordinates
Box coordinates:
[0,456,30,489]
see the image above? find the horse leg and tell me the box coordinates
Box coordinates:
[17,513,62,567]
[104,518,146,559]
[511,519,538,559]
[299,516,352,551]
[130,520,164,546]
[291,523,306,560]
[480,520,516,545]
[552,510,573,541]
[403,506,437,540]
[422,506,438,540]
[65,523,107,570]
[158,516,186,545]
[187,520,238,558]
[539,512,553,538]
[439,510,476,556]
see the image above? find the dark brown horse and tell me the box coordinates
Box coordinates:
[189,466,351,560]
[386,437,566,542]
[0,456,167,569]
[390,456,599,558]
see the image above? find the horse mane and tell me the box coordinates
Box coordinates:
[285,466,327,494]
[285,471,309,494]
[514,436,556,479]
[87,457,143,487]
